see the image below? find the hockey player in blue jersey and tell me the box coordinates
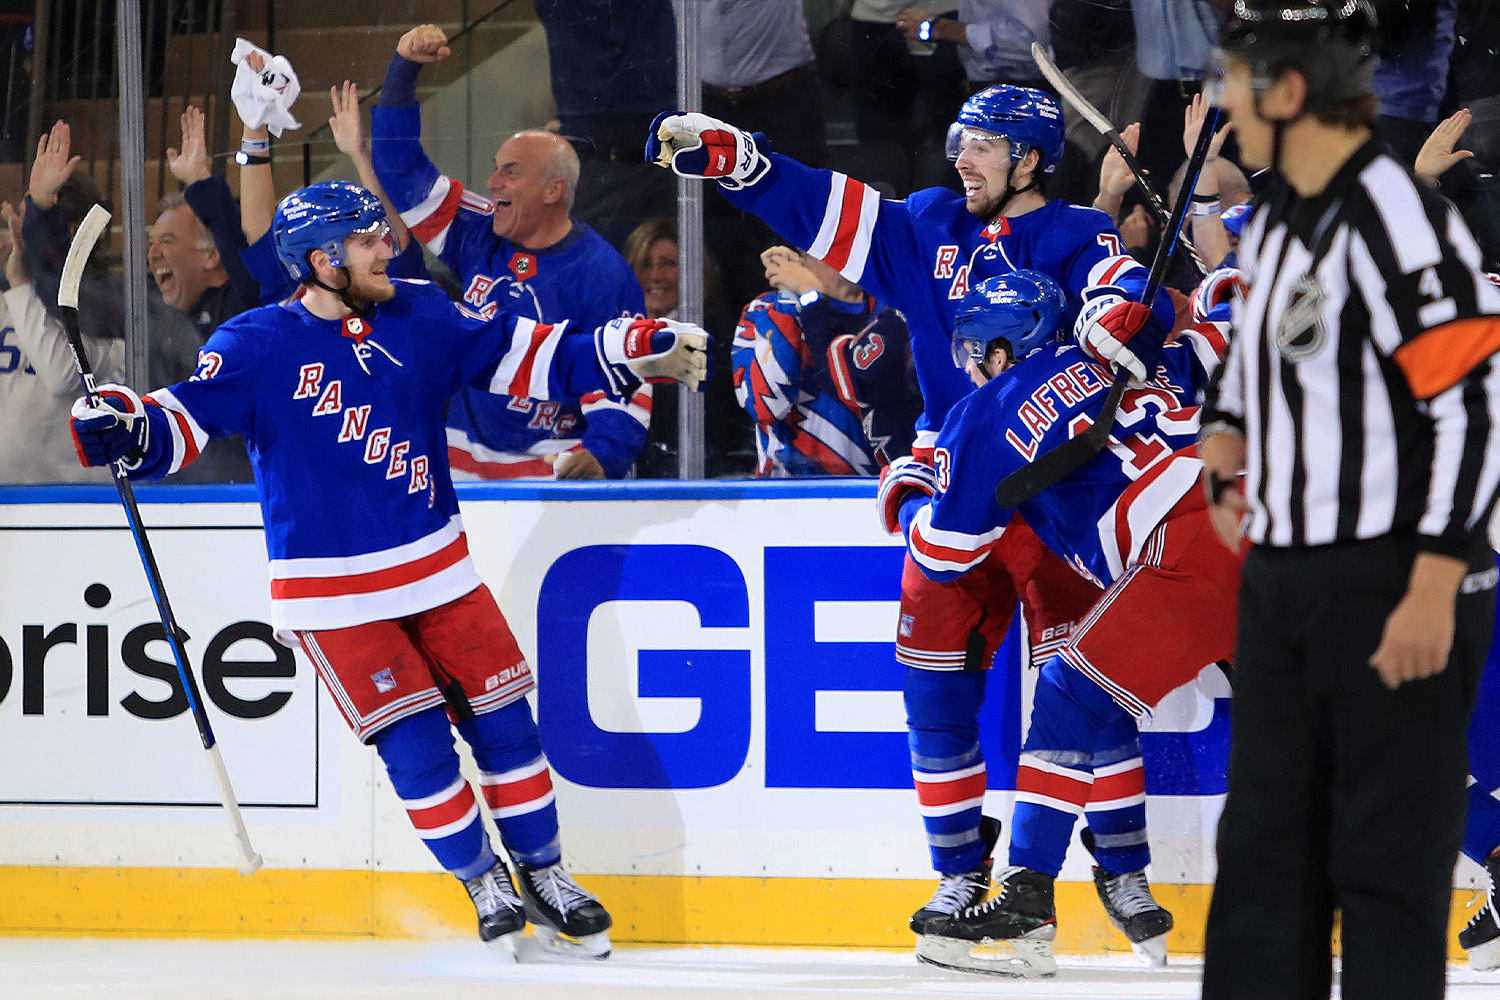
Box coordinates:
[373,23,651,481]
[650,84,1173,951]
[885,270,1243,977]
[68,182,709,960]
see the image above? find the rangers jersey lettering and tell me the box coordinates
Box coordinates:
[121,280,620,638]
[908,322,1228,589]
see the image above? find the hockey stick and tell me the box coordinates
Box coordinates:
[60,203,263,876]
[994,107,1222,509]
[1030,41,1209,277]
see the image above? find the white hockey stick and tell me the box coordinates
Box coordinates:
[1031,41,1208,276]
[61,204,264,876]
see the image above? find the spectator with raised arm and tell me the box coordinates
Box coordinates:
[373,23,651,481]
[0,199,122,483]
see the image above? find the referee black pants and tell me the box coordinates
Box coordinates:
[1202,534,1493,1000]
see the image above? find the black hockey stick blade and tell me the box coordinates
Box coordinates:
[994,105,1223,509]
[1030,42,1208,276]
[994,377,1125,507]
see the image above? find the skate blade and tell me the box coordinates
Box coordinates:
[915,927,1057,979]
[531,925,612,960]
[482,931,521,963]
[1129,932,1169,967]
[1469,936,1500,972]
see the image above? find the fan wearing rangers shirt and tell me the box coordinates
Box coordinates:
[882,270,1242,977]
[372,23,649,481]
[649,84,1171,949]
[67,182,709,959]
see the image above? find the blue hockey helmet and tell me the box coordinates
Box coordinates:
[272,181,389,282]
[952,270,1068,370]
[945,85,1066,175]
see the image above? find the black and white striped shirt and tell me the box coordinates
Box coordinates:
[1202,141,1500,557]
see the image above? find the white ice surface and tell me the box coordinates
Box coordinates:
[3,939,1498,1000]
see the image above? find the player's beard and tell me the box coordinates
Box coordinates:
[345,268,396,306]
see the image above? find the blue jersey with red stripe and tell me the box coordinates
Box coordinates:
[371,103,648,478]
[906,322,1228,590]
[732,290,919,475]
[121,279,619,637]
[722,154,1174,448]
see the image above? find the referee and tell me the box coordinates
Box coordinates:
[1199,3,1500,999]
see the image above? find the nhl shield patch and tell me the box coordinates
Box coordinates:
[371,668,397,694]
[1275,275,1329,362]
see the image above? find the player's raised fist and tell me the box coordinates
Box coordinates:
[645,111,771,190]
[397,24,450,63]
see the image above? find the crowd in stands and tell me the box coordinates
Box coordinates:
[4,0,1500,484]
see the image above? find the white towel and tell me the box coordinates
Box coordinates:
[229,38,301,137]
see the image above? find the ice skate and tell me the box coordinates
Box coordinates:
[1460,850,1500,972]
[1082,828,1173,966]
[462,858,526,959]
[910,816,1003,935]
[514,860,613,959]
[914,866,1058,978]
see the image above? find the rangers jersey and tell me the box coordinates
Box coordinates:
[121,279,623,638]
[722,153,1174,445]
[372,103,649,478]
[732,290,919,476]
[907,322,1228,590]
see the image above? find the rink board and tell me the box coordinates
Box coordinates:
[0,482,1495,953]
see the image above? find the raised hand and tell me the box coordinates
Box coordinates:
[761,246,820,296]
[397,23,451,63]
[328,80,368,162]
[28,120,83,210]
[1415,108,1474,185]
[1,200,27,288]
[1098,122,1142,206]
[1182,92,1229,161]
[166,105,213,186]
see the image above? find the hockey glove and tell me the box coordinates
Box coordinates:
[646,111,771,190]
[70,384,150,469]
[1073,285,1164,383]
[877,456,940,535]
[597,316,712,392]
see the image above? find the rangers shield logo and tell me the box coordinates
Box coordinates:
[1275,275,1329,362]
[371,669,397,694]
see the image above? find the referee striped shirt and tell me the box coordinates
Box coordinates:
[1202,140,1500,557]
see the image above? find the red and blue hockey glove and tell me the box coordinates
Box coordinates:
[646,111,771,190]
[597,316,711,392]
[69,384,150,468]
[1073,285,1165,383]
[877,455,940,535]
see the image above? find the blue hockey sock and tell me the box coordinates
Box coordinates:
[905,666,989,875]
[374,706,494,881]
[1012,656,1144,878]
[1082,715,1149,876]
[456,698,561,868]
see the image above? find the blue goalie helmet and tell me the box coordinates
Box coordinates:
[272,181,389,282]
[945,85,1066,175]
[952,270,1068,369]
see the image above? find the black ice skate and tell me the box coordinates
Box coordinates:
[462,857,526,958]
[1460,849,1500,972]
[914,866,1058,978]
[514,860,614,959]
[1082,827,1173,966]
[910,816,1003,935]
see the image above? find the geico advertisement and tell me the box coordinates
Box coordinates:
[0,496,1233,822]
[0,520,318,807]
